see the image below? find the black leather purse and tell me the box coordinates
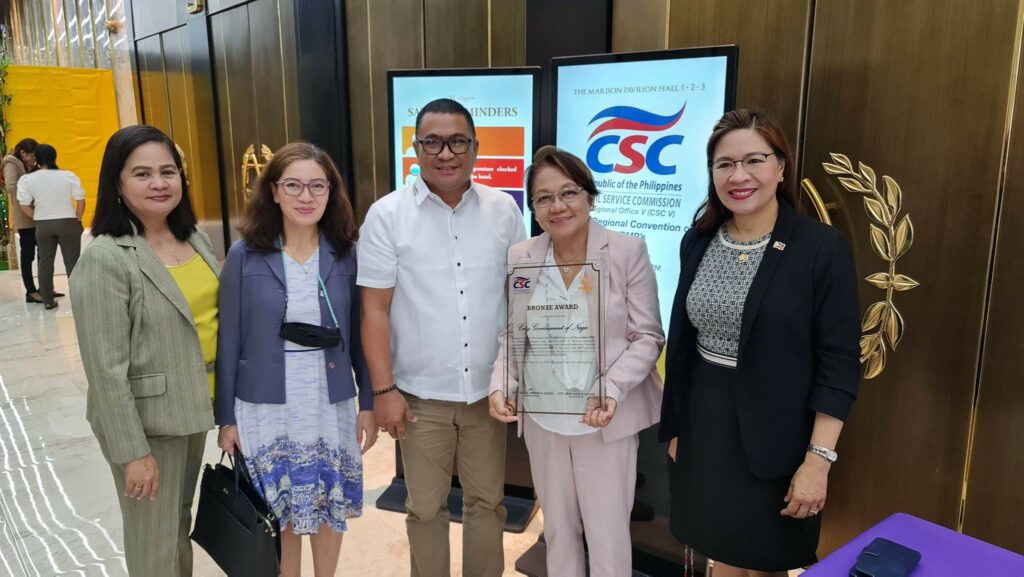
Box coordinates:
[190,451,280,577]
[849,537,922,577]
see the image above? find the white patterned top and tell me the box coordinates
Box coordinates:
[686,226,771,359]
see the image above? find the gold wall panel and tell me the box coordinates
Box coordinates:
[491,0,526,67]
[424,0,488,68]
[136,34,171,135]
[666,0,810,153]
[611,0,668,53]
[209,0,298,240]
[344,0,375,224]
[801,0,1022,554]
[963,4,1024,553]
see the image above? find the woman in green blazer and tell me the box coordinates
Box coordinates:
[70,125,219,577]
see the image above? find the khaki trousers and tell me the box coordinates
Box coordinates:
[35,217,82,303]
[400,394,507,577]
[523,416,638,577]
[104,433,207,577]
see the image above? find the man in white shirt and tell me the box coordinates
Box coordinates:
[358,99,526,577]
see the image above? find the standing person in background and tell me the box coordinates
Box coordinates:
[216,142,376,577]
[3,138,43,303]
[488,146,664,577]
[359,98,526,577]
[17,144,85,309]
[660,109,861,576]
[71,125,218,577]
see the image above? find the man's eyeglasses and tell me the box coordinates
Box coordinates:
[415,136,476,155]
[710,152,780,175]
[532,186,587,209]
[275,178,331,197]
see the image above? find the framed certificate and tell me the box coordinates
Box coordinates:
[504,260,605,415]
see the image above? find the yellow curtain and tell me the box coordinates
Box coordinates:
[6,65,121,227]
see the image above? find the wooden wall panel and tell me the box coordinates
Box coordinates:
[611,0,667,53]
[963,6,1024,553]
[344,0,375,223]
[248,0,298,149]
[136,34,171,134]
[667,0,810,153]
[424,0,488,68]
[801,0,1021,554]
[211,5,259,234]
[491,0,526,67]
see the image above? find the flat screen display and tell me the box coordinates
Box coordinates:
[553,47,738,331]
[388,68,541,231]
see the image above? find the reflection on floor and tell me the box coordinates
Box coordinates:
[0,270,543,576]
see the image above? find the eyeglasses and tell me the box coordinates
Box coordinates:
[710,152,780,175]
[414,136,476,155]
[532,186,586,209]
[275,178,331,197]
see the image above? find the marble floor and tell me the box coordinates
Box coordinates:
[0,269,544,576]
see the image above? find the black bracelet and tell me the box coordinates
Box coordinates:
[372,384,399,397]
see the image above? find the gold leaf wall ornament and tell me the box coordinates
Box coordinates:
[801,153,919,379]
[241,144,274,200]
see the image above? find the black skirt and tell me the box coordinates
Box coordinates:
[668,356,820,572]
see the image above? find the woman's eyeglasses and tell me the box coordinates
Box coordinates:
[532,186,586,209]
[275,178,331,197]
[710,152,780,175]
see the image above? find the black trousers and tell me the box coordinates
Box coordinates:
[18,227,37,295]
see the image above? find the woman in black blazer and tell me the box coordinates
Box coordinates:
[659,109,861,576]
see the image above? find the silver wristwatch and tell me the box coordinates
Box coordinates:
[807,443,838,463]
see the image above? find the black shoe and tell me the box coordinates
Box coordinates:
[53,291,66,298]
[45,301,59,310]
[26,293,44,304]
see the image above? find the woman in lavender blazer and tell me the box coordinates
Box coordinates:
[488,146,665,577]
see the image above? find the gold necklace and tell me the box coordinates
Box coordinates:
[284,245,318,274]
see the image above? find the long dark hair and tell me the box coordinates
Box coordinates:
[693,109,798,234]
[11,138,38,169]
[239,142,356,253]
[33,144,58,169]
[91,125,197,241]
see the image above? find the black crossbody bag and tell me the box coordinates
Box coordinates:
[278,253,344,350]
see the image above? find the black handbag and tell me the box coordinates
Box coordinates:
[190,451,280,577]
[849,537,922,577]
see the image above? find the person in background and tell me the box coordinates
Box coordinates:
[488,145,664,577]
[71,125,218,577]
[216,142,376,577]
[2,138,45,302]
[660,109,861,577]
[17,144,85,309]
[358,98,526,577]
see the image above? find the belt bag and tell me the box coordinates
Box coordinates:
[280,322,342,349]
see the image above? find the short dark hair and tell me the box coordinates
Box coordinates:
[33,144,58,169]
[12,138,38,156]
[524,145,599,209]
[415,98,476,136]
[91,125,197,241]
[693,108,798,234]
[239,141,356,254]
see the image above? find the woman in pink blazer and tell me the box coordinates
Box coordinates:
[489,146,664,577]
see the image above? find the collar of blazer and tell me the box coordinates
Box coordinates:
[257,232,341,288]
[114,227,221,327]
[677,200,800,360]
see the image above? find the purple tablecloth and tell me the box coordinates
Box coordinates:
[803,513,1024,577]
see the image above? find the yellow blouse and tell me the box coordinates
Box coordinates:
[167,253,219,398]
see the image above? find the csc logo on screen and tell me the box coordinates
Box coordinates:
[585,104,686,175]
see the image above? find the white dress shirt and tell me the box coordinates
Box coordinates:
[357,177,527,403]
[523,247,598,435]
[17,169,85,221]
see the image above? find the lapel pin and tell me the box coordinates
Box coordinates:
[773,241,786,251]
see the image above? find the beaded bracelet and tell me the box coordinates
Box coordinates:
[372,384,399,397]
